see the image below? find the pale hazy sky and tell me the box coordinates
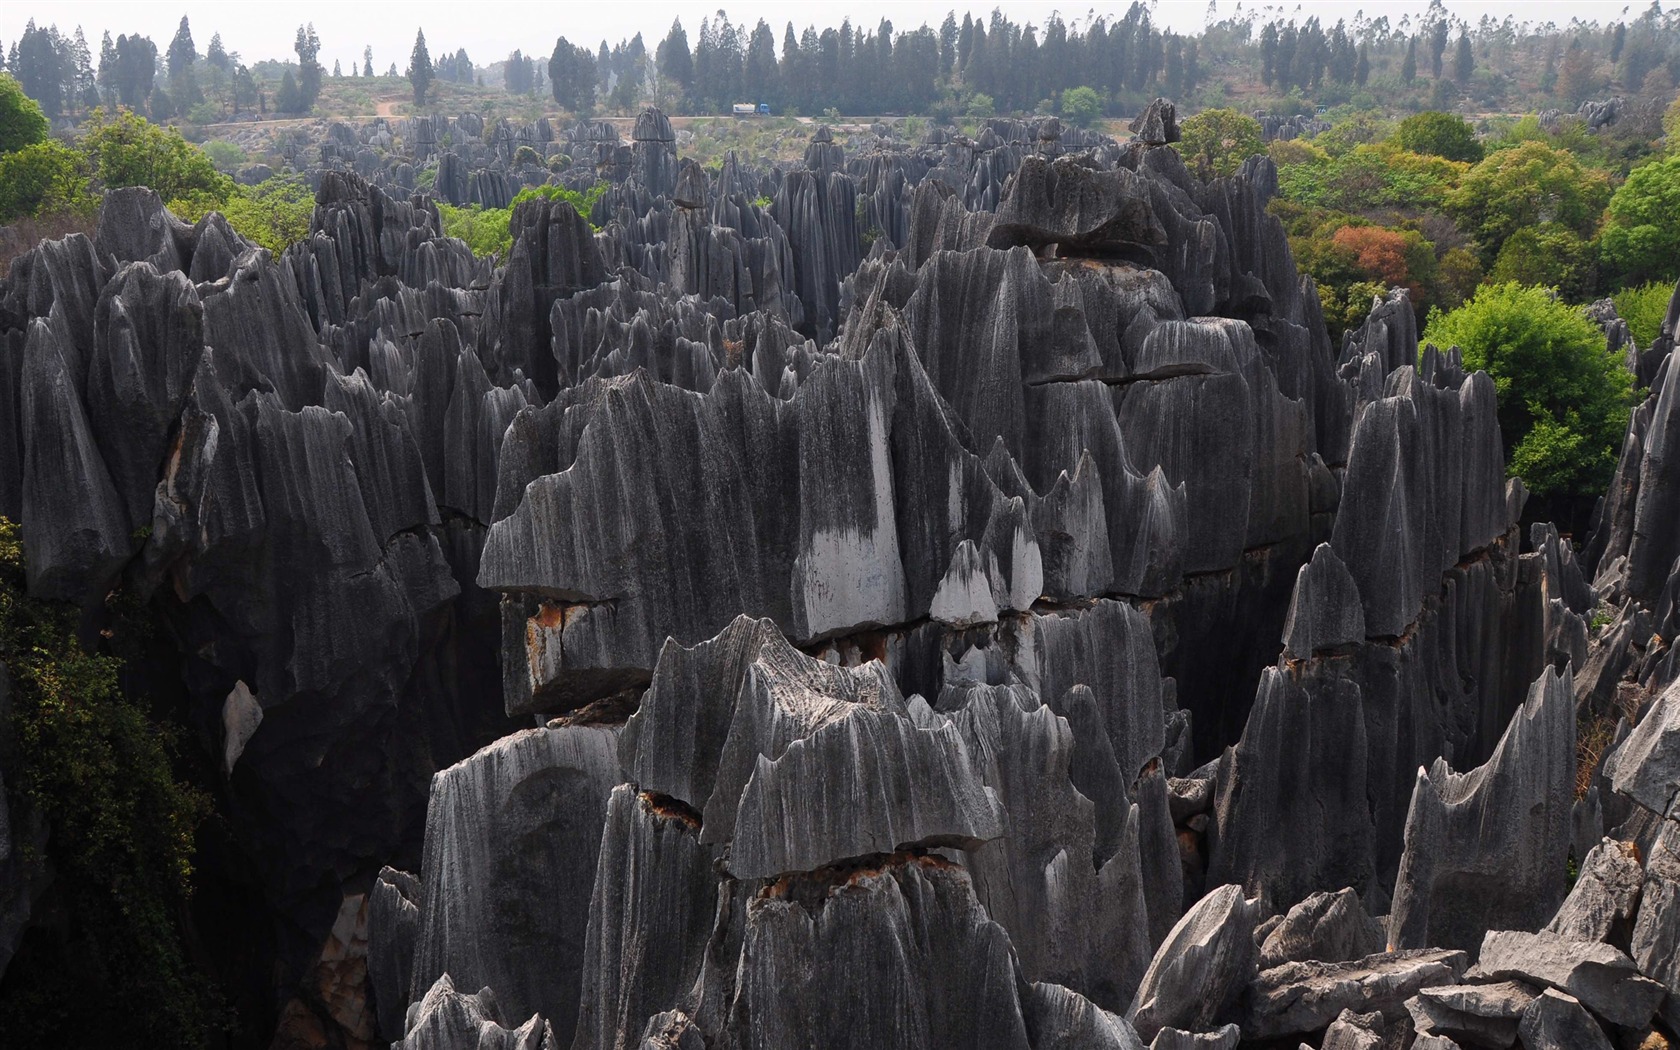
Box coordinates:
[0,1,1642,70]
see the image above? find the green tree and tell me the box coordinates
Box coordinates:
[82,107,231,203]
[1402,36,1418,84]
[200,139,243,172]
[1601,153,1680,286]
[1488,224,1597,303]
[0,520,220,1044]
[548,36,596,114]
[1061,85,1101,128]
[1613,280,1675,349]
[0,138,94,221]
[1454,30,1474,84]
[275,68,301,114]
[408,29,434,107]
[166,15,199,108]
[1449,141,1611,265]
[169,174,313,253]
[1423,283,1634,499]
[293,24,322,111]
[0,72,49,153]
[1392,111,1483,163]
[1174,107,1264,177]
[657,19,693,92]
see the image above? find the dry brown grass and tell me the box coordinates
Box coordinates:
[1577,712,1620,800]
[0,211,99,280]
[1576,679,1645,800]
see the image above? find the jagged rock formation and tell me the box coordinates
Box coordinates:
[1388,665,1576,953]
[4,101,1679,1050]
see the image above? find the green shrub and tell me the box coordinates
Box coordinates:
[0,140,96,223]
[83,107,233,203]
[438,181,610,260]
[1601,153,1680,286]
[202,139,245,172]
[1061,86,1103,128]
[1613,280,1676,350]
[0,519,221,1044]
[0,73,50,155]
[1392,111,1484,163]
[438,201,513,257]
[511,181,610,227]
[168,175,314,254]
[1174,108,1265,177]
[1423,283,1635,499]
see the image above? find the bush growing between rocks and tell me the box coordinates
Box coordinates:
[167,174,314,253]
[1424,282,1635,500]
[1613,279,1676,350]
[440,181,611,258]
[1175,108,1264,177]
[0,520,220,1044]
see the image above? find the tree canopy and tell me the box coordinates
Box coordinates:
[1448,141,1611,266]
[0,73,50,154]
[1392,111,1483,163]
[1174,108,1263,177]
[1601,153,1680,286]
[408,29,434,107]
[1423,283,1634,500]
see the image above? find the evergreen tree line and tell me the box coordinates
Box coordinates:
[11,1,1680,123]
[625,5,1202,116]
[1,16,469,121]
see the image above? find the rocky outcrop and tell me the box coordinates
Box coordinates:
[1240,948,1468,1041]
[409,726,621,1042]
[1389,667,1576,954]
[398,974,555,1050]
[1257,888,1385,969]
[1468,930,1666,1029]
[1127,884,1260,1042]
[10,97,1662,1050]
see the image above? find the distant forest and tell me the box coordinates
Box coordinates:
[8,2,1680,123]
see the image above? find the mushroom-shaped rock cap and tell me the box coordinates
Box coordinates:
[988,155,1167,257]
[1130,98,1180,145]
[633,107,675,141]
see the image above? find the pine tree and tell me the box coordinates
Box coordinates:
[167,16,195,83]
[1429,19,1448,78]
[97,30,116,101]
[363,46,373,78]
[70,27,94,113]
[276,67,301,113]
[1356,42,1370,87]
[1454,31,1473,84]
[1403,37,1418,84]
[408,29,434,106]
[293,24,322,110]
[657,19,692,92]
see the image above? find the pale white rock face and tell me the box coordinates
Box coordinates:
[931,540,1001,627]
[1008,512,1045,610]
[222,680,263,774]
[791,396,907,638]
